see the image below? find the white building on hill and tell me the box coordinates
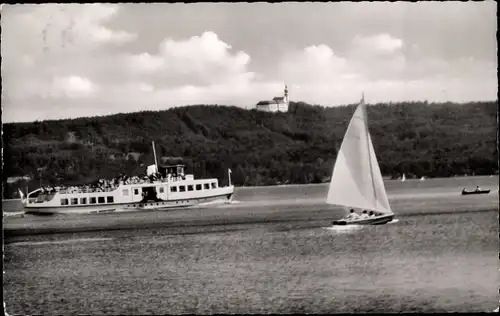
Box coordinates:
[256,85,289,113]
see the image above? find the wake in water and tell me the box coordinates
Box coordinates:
[323,218,399,232]
[8,237,114,246]
[324,225,364,233]
[203,199,247,208]
[188,199,238,209]
[2,211,25,218]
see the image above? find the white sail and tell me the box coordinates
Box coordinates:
[326,97,393,215]
[368,133,392,215]
[402,173,406,182]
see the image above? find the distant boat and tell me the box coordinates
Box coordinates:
[420,176,426,181]
[327,95,395,226]
[401,173,406,182]
[461,187,490,196]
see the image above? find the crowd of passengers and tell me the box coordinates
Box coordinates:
[38,172,185,195]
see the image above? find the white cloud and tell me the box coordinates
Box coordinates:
[137,83,154,92]
[53,4,137,46]
[125,31,254,86]
[1,4,136,61]
[352,33,403,55]
[88,25,136,44]
[160,31,232,63]
[126,52,165,73]
[123,31,254,87]
[347,33,407,80]
[52,75,96,98]
[280,44,350,84]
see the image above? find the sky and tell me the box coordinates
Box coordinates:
[1,2,497,122]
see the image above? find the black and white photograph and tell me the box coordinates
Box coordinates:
[2,2,498,314]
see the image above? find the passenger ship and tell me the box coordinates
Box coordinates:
[20,143,235,215]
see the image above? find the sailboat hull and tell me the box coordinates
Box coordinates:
[332,214,395,226]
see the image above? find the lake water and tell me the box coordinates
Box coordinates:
[3,176,499,314]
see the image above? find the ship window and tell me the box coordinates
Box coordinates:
[107,196,114,203]
[134,189,139,195]
[196,184,202,191]
[122,189,129,196]
[90,197,97,204]
[211,182,217,189]
[98,197,105,203]
[204,183,210,190]
[171,186,177,192]
[61,198,69,205]
[71,198,78,205]
[188,185,194,191]
[80,198,87,204]
[159,187,164,193]
[179,185,186,192]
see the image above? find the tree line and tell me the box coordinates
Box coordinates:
[3,100,498,199]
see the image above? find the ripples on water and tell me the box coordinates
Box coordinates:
[3,177,499,314]
[4,210,498,314]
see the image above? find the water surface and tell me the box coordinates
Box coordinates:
[3,176,499,314]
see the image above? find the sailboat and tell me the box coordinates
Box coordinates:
[401,173,406,182]
[327,95,395,226]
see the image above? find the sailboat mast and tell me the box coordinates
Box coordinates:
[361,95,378,208]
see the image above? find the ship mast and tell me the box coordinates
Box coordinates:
[152,141,159,174]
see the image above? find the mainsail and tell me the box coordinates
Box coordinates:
[326,96,393,215]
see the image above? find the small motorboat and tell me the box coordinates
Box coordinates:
[461,188,491,195]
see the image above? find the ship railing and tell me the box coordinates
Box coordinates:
[51,176,193,195]
[58,187,119,194]
[166,176,187,183]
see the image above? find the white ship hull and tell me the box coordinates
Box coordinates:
[25,191,233,215]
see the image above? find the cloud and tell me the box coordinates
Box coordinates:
[1,3,496,123]
[127,52,165,73]
[125,31,254,87]
[346,33,408,80]
[1,4,137,97]
[52,75,96,98]
[352,33,403,55]
[277,34,407,86]
[2,4,136,61]
[137,82,154,92]
[279,44,350,84]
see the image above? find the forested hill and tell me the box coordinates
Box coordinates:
[3,100,498,198]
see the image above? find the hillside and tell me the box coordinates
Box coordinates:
[2,101,498,199]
